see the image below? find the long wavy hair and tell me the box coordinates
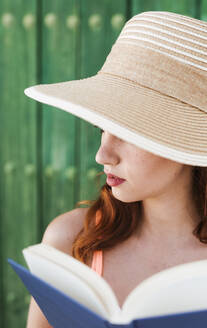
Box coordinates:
[72,166,207,265]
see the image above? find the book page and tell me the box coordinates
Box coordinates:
[118,259,207,324]
[23,243,120,318]
[23,251,109,318]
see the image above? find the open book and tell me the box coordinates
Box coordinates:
[8,243,207,328]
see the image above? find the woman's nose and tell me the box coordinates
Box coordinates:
[95,135,120,166]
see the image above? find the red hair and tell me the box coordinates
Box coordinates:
[72,167,207,265]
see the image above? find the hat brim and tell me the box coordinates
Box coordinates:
[24,72,207,167]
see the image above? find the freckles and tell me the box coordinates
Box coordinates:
[134,149,151,163]
[128,144,160,167]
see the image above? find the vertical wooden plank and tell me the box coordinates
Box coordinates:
[201,0,207,21]
[132,0,198,17]
[42,0,79,229]
[0,125,4,320]
[79,0,127,203]
[0,3,5,327]
[0,0,38,326]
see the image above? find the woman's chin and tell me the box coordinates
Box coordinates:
[111,188,139,203]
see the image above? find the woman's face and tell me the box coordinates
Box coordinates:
[95,130,191,203]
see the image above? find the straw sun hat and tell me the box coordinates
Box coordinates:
[24,11,207,167]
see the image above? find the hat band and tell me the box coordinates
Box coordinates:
[98,42,207,114]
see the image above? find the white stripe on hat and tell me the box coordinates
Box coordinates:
[127,18,207,41]
[122,23,207,48]
[145,11,207,28]
[134,12,207,32]
[126,11,207,29]
[120,30,207,57]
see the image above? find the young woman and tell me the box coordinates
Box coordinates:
[24,11,207,328]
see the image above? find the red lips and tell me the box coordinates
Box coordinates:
[107,173,123,179]
[106,174,126,187]
[104,172,125,180]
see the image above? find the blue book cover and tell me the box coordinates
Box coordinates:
[7,258,207,328]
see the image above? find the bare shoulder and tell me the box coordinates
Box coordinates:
[42,207,89,255]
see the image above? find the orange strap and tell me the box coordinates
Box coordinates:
[91,210,103,276]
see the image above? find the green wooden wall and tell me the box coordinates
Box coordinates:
[0,0,205,326]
